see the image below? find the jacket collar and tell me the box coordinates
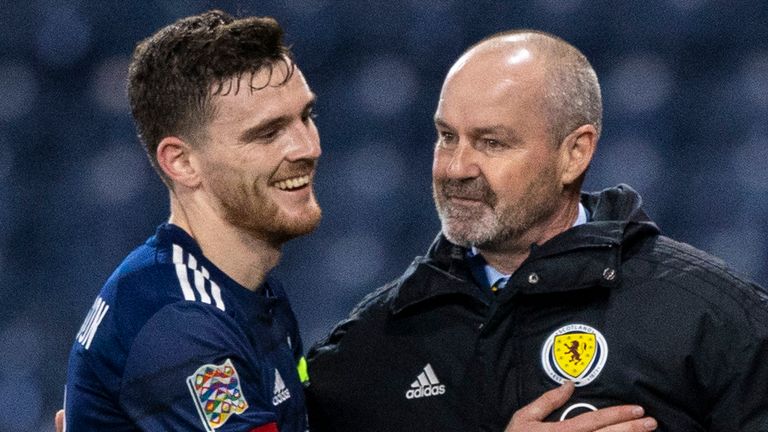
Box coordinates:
[391,184,660,314]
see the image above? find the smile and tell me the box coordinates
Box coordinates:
[274,175,311,191]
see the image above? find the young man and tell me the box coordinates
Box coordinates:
[306,30,768,431]
[65,11,320,431]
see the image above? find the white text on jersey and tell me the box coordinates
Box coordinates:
[76,296,109,350]
[405,363,446,399]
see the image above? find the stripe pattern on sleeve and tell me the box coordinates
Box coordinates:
[172,244,226,311]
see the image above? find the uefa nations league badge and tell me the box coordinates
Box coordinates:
[541,323,608,386]
[187,358,249,431]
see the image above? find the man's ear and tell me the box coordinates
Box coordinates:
[559,124,598,186]
[156,136,201,189]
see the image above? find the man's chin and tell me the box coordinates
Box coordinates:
[231,207,321,245]
[285,217,321,239]
[441,223,490,249]
[272,208,322,242]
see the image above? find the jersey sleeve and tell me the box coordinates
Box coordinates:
[707,303,768,430]
[118,301,280,432]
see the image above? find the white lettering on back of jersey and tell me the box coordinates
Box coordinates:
[76,296,109,350]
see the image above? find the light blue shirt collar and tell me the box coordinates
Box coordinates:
[574,200,589,227]
[470,202,589,289]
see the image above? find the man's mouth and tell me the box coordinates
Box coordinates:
[274,175,311,191]
[445,194,485,203]
[438,178,496,207]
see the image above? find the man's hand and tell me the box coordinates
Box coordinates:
[505,382,657,432]
[55,409,64,432]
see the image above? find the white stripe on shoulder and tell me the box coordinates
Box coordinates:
[193,264,212,305]
[200,265,224,311]
[187,254,198,270]
[209,279,225,311]
[171,244,225,311]
[173,244,196,301]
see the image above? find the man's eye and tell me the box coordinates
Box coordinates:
[439,131,456,143]
[302,109,317,122]
[257,129,279,141]
[484,139,505,149]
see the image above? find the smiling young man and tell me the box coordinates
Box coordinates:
[64,11,319,431]
[306,30,768,431]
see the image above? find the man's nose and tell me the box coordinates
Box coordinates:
[445,142,480,179]
[287,122,321,161]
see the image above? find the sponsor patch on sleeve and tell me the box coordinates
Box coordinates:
[187,358,249,431]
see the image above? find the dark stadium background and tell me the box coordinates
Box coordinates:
[1,1,766,430]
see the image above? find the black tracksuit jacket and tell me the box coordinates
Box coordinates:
[306,185,768,431]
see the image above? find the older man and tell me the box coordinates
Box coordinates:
[306,30,768,431]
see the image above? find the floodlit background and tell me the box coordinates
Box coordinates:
[1,1,767,430]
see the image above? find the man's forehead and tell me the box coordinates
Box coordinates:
[435,70,547,134]
[438,50,546,120]
[210,61,302,96]
[211,68,312,113]
[438,74,541,113]
[250,59,296,89]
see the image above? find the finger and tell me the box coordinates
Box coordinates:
[55,409,65,432]
[515,381,576,422]
[596,417,658,432]
[561,405,648,432]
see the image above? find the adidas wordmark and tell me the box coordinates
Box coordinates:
[405,363,446,399]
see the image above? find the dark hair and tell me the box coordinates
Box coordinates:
[127,10,295,183]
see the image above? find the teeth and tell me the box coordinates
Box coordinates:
[275,175,310,191]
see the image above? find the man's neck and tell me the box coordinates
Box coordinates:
[477,195,582,275]
[168,196,281,292]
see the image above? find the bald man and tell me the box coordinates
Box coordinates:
[305,30,768,431]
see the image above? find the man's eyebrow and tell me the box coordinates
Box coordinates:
[238,116,290,142]
[472,125,512,136]
[473,125,523,144]
[238,96,317,143]
[434,117,453,130]
[434,118,523,143]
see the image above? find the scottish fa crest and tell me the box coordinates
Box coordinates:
[541,324,608,386]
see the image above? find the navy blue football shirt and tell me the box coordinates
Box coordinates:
[65,223,309,432]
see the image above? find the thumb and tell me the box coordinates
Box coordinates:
[55,409,65,432]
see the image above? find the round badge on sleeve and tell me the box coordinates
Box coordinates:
[541,323,608,387]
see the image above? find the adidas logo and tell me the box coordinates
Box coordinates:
[272,369,291,406]
[405,363,446,399]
